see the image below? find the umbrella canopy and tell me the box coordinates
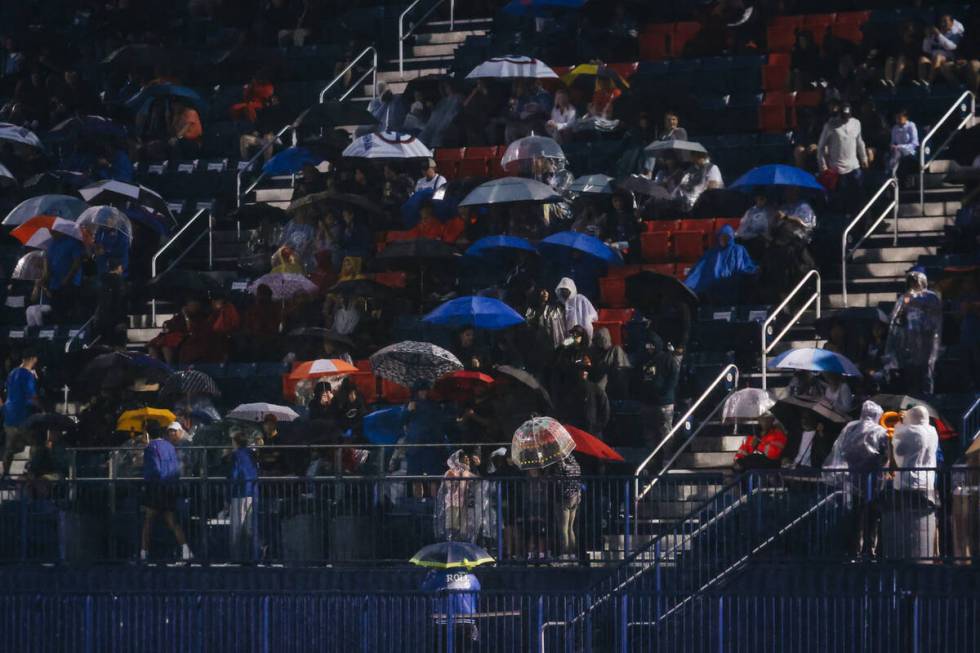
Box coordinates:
[10,216,83,249]
[126,84,207,115]
[262,146,325,176]
[327,278,396,299]
[539,230,623,266]
[644,139,708,159]
[561,63,629,90]
[2,194,88,226]
[80,351,173,388]
[722,388,776,422]
[376,238,457,266]
[466,55,558,79]
[79,180,171,219]
[287,191,386,218]
[563,423,625,461]
[625,269,699,307]
[293,101,378,129]
[225,203,288,226]
[125,205,172,237]
[493,365,552,408]
[512,416,576,469]
[288,358,358,381]
[500,135,565,173]
[616,174,671,199]
[370,341,463,388]
[147,270,225,299]
[432,371,495,403]
[116,408,177,433]
[458,177,561,208]
[22,170,91,196]
[770,397,850,438]
[363,406,407,444]
[11,251,46,281]
[159,370,221,398]
[342,131,432,159]
[410,541,494,569]
[46,115,126,142]
[76,205,133,242]
[25,413,77,432]
[569,173,615,195]
[226,403,300,422]
[423,296,525,330]
[465,235,537,258]
[503,0,587,16]
[689,188,754,218]
[0,122,42,151]
[768,347,861,377]
[731,164,825,194]
[248,273,318,300]
[0,162,16,187]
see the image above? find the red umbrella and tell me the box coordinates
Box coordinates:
[563,423,625,462]
[432,370,495,402]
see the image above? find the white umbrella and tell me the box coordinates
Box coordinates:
[226,403,300,422]
[342,131,432,159]
[0,162,16,187]
[2,194,88,226]
[721,388,776,423]
[0,122,42,150]
[500,135,565,173]
[645,139,708,159]
[466,55,558,79]
[79,179,171,219]
[458,177,561,207]
[10,216,83,249]
[77,205,133,242]
[11,251,46,281]
[568,173,615,194]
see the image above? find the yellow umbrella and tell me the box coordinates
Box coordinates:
[560,63,629,90]
[116,408,176,433]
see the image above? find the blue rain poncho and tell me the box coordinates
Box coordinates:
[420,569,481,622]
[684,225,758,302]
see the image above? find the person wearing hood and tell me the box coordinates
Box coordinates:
[557,358,610,439]
[435,449,478,542]
[525,287,566,350]
[884,269,943,395]
[555,277,598,340]
[884,405,940,559]
[891,405,939,501]
[635,331,679,452]
[590,327,631,399]
[684,225,758,304]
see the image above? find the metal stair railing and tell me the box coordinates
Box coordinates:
[919,90,975,207]
[760,269,821,388]
[149,208,212,322]
[840,178,898,307]
[235,122,297,208]
[399,0,454,76]
[318,45,378,104]
[962,396,980,449]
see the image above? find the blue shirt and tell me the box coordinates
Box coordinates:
[143,438,181,481]
[3,367,37,427]
[230,447,259,498]
[95,228,130,277]
[46,236,84,290]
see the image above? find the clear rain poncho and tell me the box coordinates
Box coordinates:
[434,450,492,542]
[891,405,939,502]
[884,271,942,373]
[823,400,889,477]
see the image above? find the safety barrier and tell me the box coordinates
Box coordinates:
[760,269,821,388]
[399,0,454,76]
[840,178,898,307]
[919,90,975,208]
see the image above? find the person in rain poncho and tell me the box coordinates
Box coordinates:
[435,449,479,542]
[890,405,939,503]
[884,269,942,395]
[556,277,598,339]
[420,566,481,647]
[684,225,758,304]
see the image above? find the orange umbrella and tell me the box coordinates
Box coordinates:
[288,358,358,381]
[563,423,625,462]
[10,215,83,249]
[432,370,495,402]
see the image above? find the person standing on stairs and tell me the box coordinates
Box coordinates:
[817,102,868,215]
[884,269,943,395]
[2,349,41,478]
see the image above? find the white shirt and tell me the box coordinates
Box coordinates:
[922,20,964,59]
[818,117,868,174]
[550,104,576,130]
[415,174,447,192]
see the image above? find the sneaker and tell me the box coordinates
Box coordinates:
[181,544,193,560]
[139,549,148,562]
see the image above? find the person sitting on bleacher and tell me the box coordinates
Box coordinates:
[672,152,723,213]
[774,186,817,243]
[734,414,788,471]
[684,225,757,305]
[919,13,965,87]
[148,299,196,364]
[735,192,775,261]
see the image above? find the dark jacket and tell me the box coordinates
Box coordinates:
[635,333,679,406]
[559,376,611,437]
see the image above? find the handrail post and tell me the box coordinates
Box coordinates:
[963,397,980,449]
[760,270,820,389]
[840,179,898,307]
[919,91,976,208]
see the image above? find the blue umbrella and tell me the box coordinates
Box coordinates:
[423,296,525,330]
[261,147,325,176]
[767,347,861,377]
[539,231,623,266]
[46,115,127,143]
[465,235,537,258]
[400,187,456,228]
[364,406,406,444]
[126,84,208,118]
[125,206,171,237]
[504,0,587,16]
[731,164,825,194]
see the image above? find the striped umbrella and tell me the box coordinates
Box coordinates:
[342,131,432,159]
[288,358,358,381]
[10,215,83,249]
[0,162,16,187]
[247,272,318,300]
[80,180,171,220]
[466,55,558,79]
[160,370,221,398]
[370,341,463,389]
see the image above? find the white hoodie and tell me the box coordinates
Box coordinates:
[556,277,598,339]
[892,405,939,499]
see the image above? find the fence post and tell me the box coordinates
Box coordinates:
[261,596,271,653]
[910,594,920,653]
[496,482,504,561]
[84,595,94,653]
[717,595,725,653]
[623,479,631,560]
[19,483,28,561]
[618,594,628,653]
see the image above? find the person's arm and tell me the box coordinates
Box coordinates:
[934,30,960,52]
[816,124,831,171]
[856,130,869,169]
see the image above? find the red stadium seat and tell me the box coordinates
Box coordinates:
[713,218,742,234]
[434,148,464,162]
[639,25,671,60]
[457,158,489,177]
[464,146,496,160]
[593,321,625,346]
[794,89,823,108]
[640,232,670,262]
[831,22,863,44]
[381,379,411,404]
[598,308,635,323]
[351,372,379,403]
[670,22,701,57]
[607,263,643,278]
[766,21,799,53]
[671,230,705,262]
[644,220,679,233]
[763,64,790,91]
[439,160,460,180]
[679,219,713,236]
[759,91,796,132]
[835,11,870,25]
[642,263,677,276]
[599,276,627,308]
[768,53,791,67]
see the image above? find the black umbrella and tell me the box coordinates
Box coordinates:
[288,191,386,218]
[293,101,378,129]
[771,396,850,438]
[689,188,753,219]
[146,270,225,299]
[370,341,463,388]
[616,174,671,199]
[224,203,288,226]
[327,278,396,299]
[493,365,553,408]
[160,370,221,399]
[814,307,889,340]
[79,351,174,388]
[25,413,77,432]
[22,170,91,196]
[625,270,699,307]
[869,395,942,421]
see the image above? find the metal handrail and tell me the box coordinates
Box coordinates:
[63,314,96,353]
[760,269,821,389]
[919,90,975,207]
[840,178,899,307]
[963,396,980,448]
[399,0,454,76]
[149,208,211,322]
[634,363,739,499]
[235,122,295,208]
[319,46,378,103]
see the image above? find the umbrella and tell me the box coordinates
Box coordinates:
[80,351,173,388]
[25,413,77,432]
[562,423,625,461]
[511,416,576,469]
[327,278,396,299]
[376,238,457,265]
[10,216,83,249]
[465,235,537,258]
[342,131,432,159]
[616,174,671,199]
[458,177,561,208]
[561,62,630,90]
[79,180,171,219]
[625,270,699,307]
[370,341,463,388]
[689,188,754,218]
[226,403,300,422]
[539,231,623,266]
[644,139,708,159]
[2,194,88,226]
[46,115,126,142]
[363,406,407,445]
[767,347,862,377]
[770,397,850,439]
[0,122,42,151]
[288,358,358,381]
[159,370,221,398]
[247,273,318,300]
[287,191,386,218]
[731,164,826,194]
[493,365,552,408]
[410,541,494,569]
[432,371,495,403]
[147,270,225,299]
[11,251,46,281]
[569,173,615,195]
[292,101,378,129]
[721,388,776,423]
[125,205,172,237]
[116,408,177,433]
[225,203,289,226]
[22,171,91,197]
[76,205,133,242]
[500,135,565,173]
[0,162,16,187]
[466,55,558,79]
[261,146,325,176]
[423,296,525,330]
[126,84,207,116]
[869,395,942,421]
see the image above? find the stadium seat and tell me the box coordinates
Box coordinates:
[713,218,742,234]
[457,158,489,177]
[671,231,705,262]
[463,146,496,160]
[434,148,464,162]
[679,219,713,237]
[598,308,636,323]
[644,220,679,233]
[831,22,864,44]
[758,91,796,132]
[439,160,460,179]
[835,10,871,25]
[593,320,625,345]
[639,24,671,60]
[642,263,677,276]
[599,276,627,308]
[381,379,410,404]
[670,22,701,56]
[352,371,379,403]
[766,19,800,53]
[640,232,670,262]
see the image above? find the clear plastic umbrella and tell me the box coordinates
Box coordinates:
[721,388,776,423]
[511,416,575,470]
[11,251,46,281]
[500,135,565,174]
[76,205,133,242]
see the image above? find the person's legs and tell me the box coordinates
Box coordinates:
[1,426,31,477]
[141,506,157,557]
[162,510,190,549]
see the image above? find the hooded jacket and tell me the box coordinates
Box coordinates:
[556,277,598,339]
[885,271,942,371]
[891,405,938,498]
[684,225,757,301]
[823,400,888,474]
[634,332,679,406]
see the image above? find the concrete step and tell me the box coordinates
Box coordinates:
[416,29,487,45]
[427,18,492,30]
[826,290,898,309]
[689,435,743,453]
[127,328,158,344]
[376,66,448,82]
[412,43,459,58]
[884,217,951,232]
[128,313,173,329]
[254,188,294,204]
[851,244,938,263]
[897,201,960,217]
[676,451,734,468]
[845,261,916,278]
